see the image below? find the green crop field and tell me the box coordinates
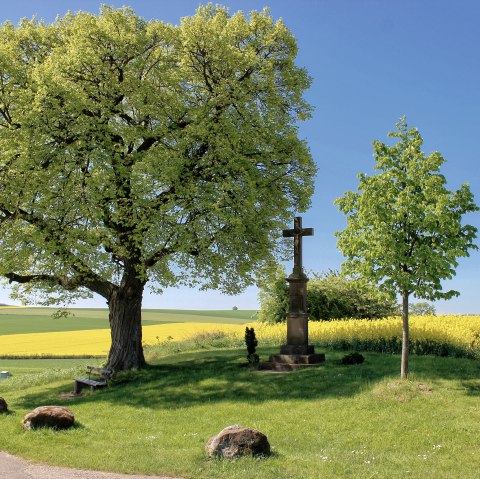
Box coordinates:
[0,307,256,335]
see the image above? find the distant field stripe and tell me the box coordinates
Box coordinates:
[0,329,111,356]
[0,323,244,356]
[0,308,254,335]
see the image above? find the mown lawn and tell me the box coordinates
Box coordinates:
[1,348,479,479]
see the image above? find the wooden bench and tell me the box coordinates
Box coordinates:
[73,366,112,394]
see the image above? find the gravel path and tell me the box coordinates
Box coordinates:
[0,452,182,479]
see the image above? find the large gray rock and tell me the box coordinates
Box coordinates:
[206,425,271,459]
[0,396,8,414]
[22,406,74,430]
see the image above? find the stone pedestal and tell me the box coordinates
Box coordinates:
[285,311,308,347]
[260,312,325,372]
[261,351,325,371]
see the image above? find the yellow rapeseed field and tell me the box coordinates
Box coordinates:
[1,315,479,357]
[0,322,244,356]
[247,315,480,354]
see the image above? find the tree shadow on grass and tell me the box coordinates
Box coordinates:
[13,348,480,411]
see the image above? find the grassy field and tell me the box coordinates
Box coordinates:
[0,348,479,479]
[0,307,255,335]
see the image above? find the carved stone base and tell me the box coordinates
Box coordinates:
[258,345,325,372]
[270,353,325,364]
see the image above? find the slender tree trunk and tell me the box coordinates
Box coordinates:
[106,279,146,372]
[400,290,409,379]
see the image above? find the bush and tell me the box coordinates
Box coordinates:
[340,352,365,365]
[409,302,436,316]
[257,265,290,323]
[258,267,397,322]
[245,327,259,366]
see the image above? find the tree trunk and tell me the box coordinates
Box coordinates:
[400,290,409,379]
[106,280,146,372]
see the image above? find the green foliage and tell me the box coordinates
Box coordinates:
[258,267,397,322]
[335,117,478,302]
[244,327,258,355]
[257,265,290,323]
[410,302,436,316]
[0,4,315,299]
[0,5,314,369]
[317,335,480,360]
[308,271,398,320]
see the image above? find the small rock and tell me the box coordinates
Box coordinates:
[0,397,8,414]
[206,425,271,459]
[22,406,75,430]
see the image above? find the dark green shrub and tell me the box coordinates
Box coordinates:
[341,352,365,365]
[258,267,397,322]
[245,327,259,365]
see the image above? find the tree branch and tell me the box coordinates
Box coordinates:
[1,207,117,298]
[5,271,115,299]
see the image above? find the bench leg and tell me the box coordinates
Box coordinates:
[74,381,84,394]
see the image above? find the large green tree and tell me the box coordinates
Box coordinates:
[335,118,478,378]
[0,5,315,371]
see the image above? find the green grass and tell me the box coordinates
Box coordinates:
[0,358,97,376]
[0,307,255,335]
[1,347,479,479]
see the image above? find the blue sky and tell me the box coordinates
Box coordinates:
[0,1,479,313]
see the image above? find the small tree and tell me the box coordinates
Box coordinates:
[410,302,436,316]
[335,117,478,378]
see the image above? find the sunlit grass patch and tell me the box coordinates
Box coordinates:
[372,378,434,402]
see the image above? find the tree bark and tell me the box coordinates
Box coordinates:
[401,290,409,379]
[106,280,146,372]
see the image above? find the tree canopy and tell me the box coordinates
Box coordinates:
[335,117,478,377]
[0,5,315,370]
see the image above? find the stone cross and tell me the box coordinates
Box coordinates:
[282,216,314,278]
[259,215,325,368]
[281,216,314,353]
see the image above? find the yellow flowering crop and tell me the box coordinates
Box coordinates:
[1,315,479,358]
[0,322,243,357]
[247,315,480,357]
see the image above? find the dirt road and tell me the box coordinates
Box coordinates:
[0,452,181,479]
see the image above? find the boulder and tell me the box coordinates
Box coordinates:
[0,397,8,414]
[206,425,271,459]
[22,406,74,430]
